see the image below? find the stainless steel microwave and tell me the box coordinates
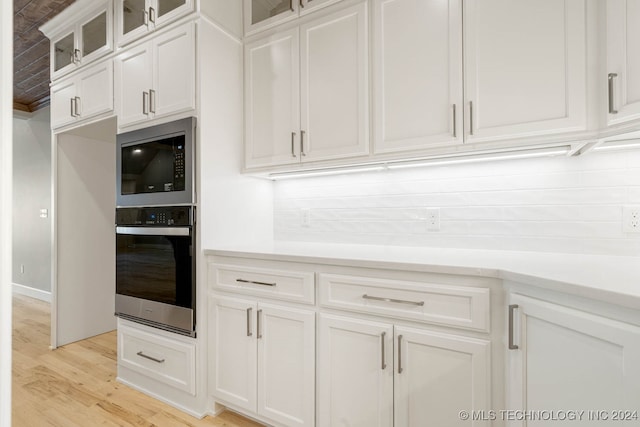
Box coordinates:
[116,117,196,207]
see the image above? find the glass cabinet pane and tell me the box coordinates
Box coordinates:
[251,0,292,25]
[54,33,75,72]
[82,12,107,57]
[157,0,186,18]
[122,0,147,35]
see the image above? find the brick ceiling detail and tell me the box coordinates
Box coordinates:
[14,0,76,112]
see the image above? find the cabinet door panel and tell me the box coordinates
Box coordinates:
[257,304,315,427]
[153,23,195,118]
[78,62,113,120]
[464,0,586,142]
[51,79,77,129]
[116,43,151,127]
[508,294,640,426]
[373,0,463,153]
[607,0,640,126]
[318,314,393,427]
[245,0,299,35]
[300,2,369,162]
[394,326,491,427]
[245,29,301,168]
[210,296,258,412]
[155,0,194,28]
[117,0,151,46]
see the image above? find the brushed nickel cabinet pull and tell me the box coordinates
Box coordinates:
[452,104,457,138]
[70,98,75,117]
[608,73,618,114]
[291,132,297,157]
[257,309,263,339]
[300,0,304,8]
[74,97,81,117]
[236,278,277,287]
[380,332,386,370]
[397,334,403,374]
[508,304,519,350]
[143,91,149,115]
[469,101,474,136]
[362,294,424,306]
[149,89,156,114]
[136,351,165,363]
[246,307,253,337]
[289,0,294,11]
[148,7,156,24]
[300,130,306,156]
[73,48,81,63]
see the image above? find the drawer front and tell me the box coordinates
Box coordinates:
[118,325,196,395]
[319,274,490,332]
[209,263,315,304]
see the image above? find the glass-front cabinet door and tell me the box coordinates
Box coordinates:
[116,0,194,47]
[244,0,298,35]
[53,32,76,74]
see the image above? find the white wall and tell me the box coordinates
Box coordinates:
[274,149,640,256]
[12,107,52,297]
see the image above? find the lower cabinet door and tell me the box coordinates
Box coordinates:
[508,294,640,427]
[257,303,315,427]
[318,313,394,427]
[394,325,491,427]
[210,296,257,412]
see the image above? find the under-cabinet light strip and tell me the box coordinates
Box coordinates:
[592,139,640,152]
[269,146,571,180]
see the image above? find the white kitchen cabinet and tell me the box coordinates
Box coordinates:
[606,0,640,127]
[210,295,315,427]
[244,0,343,35]
[245,2,369,170]
[507,294,640,426]
[463,0,587,143]
[373,0,463,153]
[115,0,194,47]
[50,60,113,129]
[115,22,195,128]
[318,313,491,427]
[41,0,113,80]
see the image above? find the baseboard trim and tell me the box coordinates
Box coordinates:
[12,283,52,303]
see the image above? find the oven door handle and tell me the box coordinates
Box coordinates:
[116,226,190,236]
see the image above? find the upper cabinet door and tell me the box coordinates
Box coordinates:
[52,32,76,76]
[79,8,112,65]
[245,29,301,169]
[117,0,150,47]
[115,43,152,127]
[373,0,463,154]
[300,2,369,163]
[50,79,78,129]
[77,61,113,120]
[464,0,587,143]
[607,0,640,127]
[154,0,193,27]
[245,0,299,35]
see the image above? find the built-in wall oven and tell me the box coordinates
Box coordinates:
[115,117,197,337]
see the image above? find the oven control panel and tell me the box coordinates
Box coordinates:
[116,206,192,226]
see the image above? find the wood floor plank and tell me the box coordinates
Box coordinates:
[12,294,264,427]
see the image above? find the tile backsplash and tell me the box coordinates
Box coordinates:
[274,149,640,256]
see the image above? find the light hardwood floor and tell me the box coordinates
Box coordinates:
[12,294,263,427]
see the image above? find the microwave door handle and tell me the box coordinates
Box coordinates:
[116,226,190,236]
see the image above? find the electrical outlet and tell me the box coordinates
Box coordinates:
[623,206,640,233]
[425,207,440,231]
[301,208,311,227]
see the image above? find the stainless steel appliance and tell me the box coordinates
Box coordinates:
[115,206,195,336]
[116,117,195,207]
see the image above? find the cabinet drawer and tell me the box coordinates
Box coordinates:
[118,324,196,395]
[319,274,490,332]
[209,263,315,304]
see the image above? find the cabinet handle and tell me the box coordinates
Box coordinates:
[73,48,80,64]
[136,351,165,364]
[289,0,294,11]
[300,130,306,156]
[299,0,304,8]
[608,73,619,114]
[149,89,156,114]
[380,331,386,370]
[291,132,297,157]
[142,91,149,115]
[257,309,263,339]
[236,278,277,287]
[508,304,519,350]
[70,98,75,117]
[452,104,457,138]
[362,294,424,306]
[148,7,156,24]
[74,97,81,117]
[469,101,474,136]
[397,334,403,374]
[246,307,253,337]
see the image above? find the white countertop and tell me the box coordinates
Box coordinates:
[205,242,640,309]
